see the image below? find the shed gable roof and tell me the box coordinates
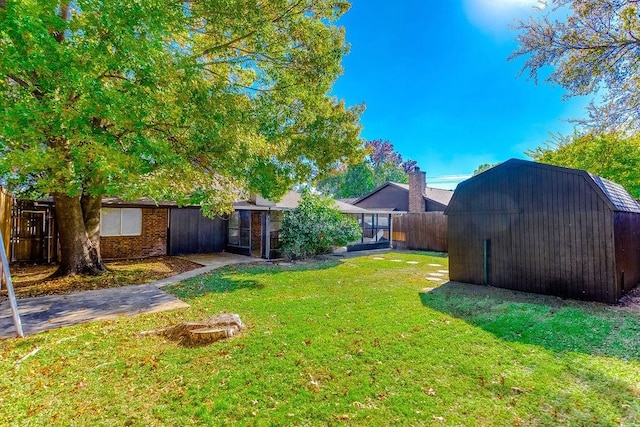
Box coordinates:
[446,158,640,214]
[588,174,640,213]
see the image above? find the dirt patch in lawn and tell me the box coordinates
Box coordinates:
[619,286,640,312]
[2,257,203,298]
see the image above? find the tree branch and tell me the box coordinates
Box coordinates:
[199,0,307,56]
[53,3,71,43]
[7,74,43,100]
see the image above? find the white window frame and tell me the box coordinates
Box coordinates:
[100,208,142,237]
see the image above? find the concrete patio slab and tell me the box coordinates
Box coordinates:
[0,252,260,339]
[0,284,188,339]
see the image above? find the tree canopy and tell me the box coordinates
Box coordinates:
[528,132,640,198]
[511,0,640,131]
[472,163,499,176]
[0,0,363,274]
[317,139,416,198]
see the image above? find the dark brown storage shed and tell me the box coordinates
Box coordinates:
[445,159,640,303]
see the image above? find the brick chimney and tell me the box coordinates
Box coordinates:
[408,167,426,213]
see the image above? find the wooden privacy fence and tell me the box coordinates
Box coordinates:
[392,212,448,252]
[0,187,11,257]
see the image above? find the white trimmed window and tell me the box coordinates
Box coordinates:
[100,208,142,236]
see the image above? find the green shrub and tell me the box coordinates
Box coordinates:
[280,191,361,260]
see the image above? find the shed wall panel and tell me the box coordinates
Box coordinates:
[448,161,623,303]
[613,212,640,298]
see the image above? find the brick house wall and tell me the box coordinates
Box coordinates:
[101,208,168,259]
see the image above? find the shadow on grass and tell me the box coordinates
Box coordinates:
[396,250,448,258]
[166,259,342,299]
[420,282,640,361]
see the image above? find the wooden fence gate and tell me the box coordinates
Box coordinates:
[392,212,448,252]
[10,200,57,263]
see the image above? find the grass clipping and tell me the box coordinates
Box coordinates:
[151,314,245,347]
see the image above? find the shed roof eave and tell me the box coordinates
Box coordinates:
[448,158,640,214]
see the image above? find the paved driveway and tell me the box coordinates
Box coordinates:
[0,252,258,339]
[0,284,188,338]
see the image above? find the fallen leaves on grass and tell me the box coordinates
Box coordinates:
[4,257,203,298]
[333,414,350,421]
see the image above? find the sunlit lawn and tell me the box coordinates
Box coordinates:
[1,251,638,426]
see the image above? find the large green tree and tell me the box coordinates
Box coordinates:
[0,0,363,275]
[472,163,499,176]
[317,139,415,198]
[511,0,640,131]
[529,132,640,198]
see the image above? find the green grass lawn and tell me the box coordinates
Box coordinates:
[1,251,639,426]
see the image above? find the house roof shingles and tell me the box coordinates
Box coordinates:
[35,192,395,215]
[336,197,359,205]
[589,174,640,213]
[355,181,453,207]
[235,191,390,215]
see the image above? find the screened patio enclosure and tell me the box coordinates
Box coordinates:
[346,213,393,252]
[225,209,285,259]
[227,192,396,259]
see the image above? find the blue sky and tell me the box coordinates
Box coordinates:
[332,0,588,189]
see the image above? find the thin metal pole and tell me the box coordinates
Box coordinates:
[389,214,393,248]
[0,232,23,337]
[264,211,270,259]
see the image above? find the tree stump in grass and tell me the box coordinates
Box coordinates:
[156,313,245,346]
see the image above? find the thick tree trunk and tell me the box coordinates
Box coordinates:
[81,193,102,258]
[53,193,106,276]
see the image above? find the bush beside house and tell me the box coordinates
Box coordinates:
[280,192,361,260]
